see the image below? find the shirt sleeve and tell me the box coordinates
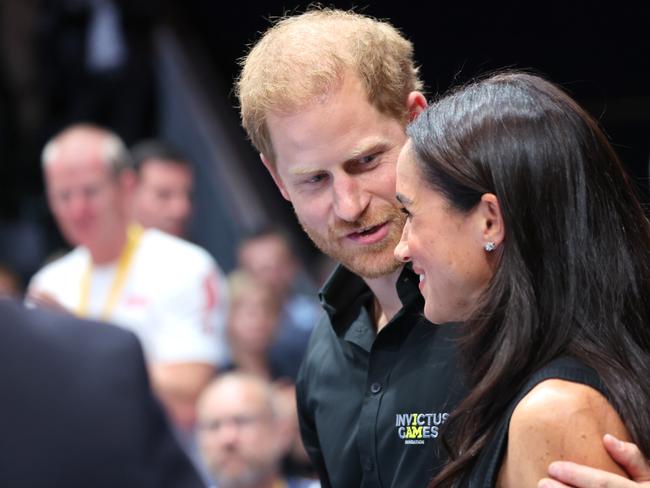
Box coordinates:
[150,259,229,365]
[25,253,83,313]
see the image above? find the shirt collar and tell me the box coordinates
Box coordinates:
[318,264,368,323]
[318,264,424,346]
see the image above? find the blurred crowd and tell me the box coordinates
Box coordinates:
[0,121,322,488]
[0,2,326,486]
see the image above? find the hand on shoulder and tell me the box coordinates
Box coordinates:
[25,289,72,315]
[538,434,650,488]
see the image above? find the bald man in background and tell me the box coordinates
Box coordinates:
[28,123,229,432]
[196,372,318,488]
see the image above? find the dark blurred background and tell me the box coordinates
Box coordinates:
[1,0,649,288]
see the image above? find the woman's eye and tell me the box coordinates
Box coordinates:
[400,207,412,219]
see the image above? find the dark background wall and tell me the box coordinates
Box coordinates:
[175,0,650,181]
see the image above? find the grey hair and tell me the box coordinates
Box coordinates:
[41,124,133,177]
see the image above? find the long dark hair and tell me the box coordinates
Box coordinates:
[406,72,650,487]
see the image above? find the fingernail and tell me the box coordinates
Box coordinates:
[605,433,623,450]
[547,462,561,477]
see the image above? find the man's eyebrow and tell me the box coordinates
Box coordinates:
[396,193,412,205]
[286,138,394,176]
[348,138,391,159]
[288,167,321,177]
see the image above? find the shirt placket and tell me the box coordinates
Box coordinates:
[357,328,402,488]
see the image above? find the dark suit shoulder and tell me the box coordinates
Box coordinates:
[0,299,205,488]
[2,299,141,354]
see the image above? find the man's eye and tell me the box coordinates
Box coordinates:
[83,186,100,199]
[305,173,327,185]
[400,207,412,219]
[359,154,377,165]
[56,192,71,203]
[156,190,173,200]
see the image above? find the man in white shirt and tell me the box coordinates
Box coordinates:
[28,123,229,431]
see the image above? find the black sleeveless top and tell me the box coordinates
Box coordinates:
[457,356,608,487]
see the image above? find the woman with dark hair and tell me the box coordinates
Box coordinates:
[393,71,650,487]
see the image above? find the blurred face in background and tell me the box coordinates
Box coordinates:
[272,382,311,468]
[45,130,131,252]
[238,234,297,294]
[197,376,282,488]
[0,266,21,298]
[132,159,193,238]
[228,282,281,354]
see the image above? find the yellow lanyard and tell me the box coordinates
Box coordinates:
[272,481,288,488]
[76,224,144,320]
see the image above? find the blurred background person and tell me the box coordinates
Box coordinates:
[196,372,318,488]
[27,123,229,434]
[236,227,321,380]
[0,299,206,488]
[0,263,23,298]
[130,139,194,239]
[38,0,159,144]
[272,380,319,481]
[224,271,293,381]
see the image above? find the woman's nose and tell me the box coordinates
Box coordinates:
[394,236,410,263]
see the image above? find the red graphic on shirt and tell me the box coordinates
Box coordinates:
[202,272,220,333]
[124,294,149,307]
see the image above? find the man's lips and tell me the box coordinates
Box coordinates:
[345,222,390,245]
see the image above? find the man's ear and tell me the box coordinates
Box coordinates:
[260,153,291,201]
[478,193,505,247]
[406,91,427,122]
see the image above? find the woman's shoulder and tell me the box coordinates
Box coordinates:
[510,378,628,455]
[498,378,630,487]
[515,377,615,424]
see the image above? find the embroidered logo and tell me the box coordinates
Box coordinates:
[395,412,449,445]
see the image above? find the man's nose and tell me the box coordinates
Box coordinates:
[332,175,369,223]
[217,420,242,445]
[68,193,90,220]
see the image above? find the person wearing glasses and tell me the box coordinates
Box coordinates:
[196,372,318,488]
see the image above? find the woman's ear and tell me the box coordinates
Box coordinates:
[479,193,505,248]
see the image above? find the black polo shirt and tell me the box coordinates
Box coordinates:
[296,264,466,488]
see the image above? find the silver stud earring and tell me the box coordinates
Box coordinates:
[484,241,496,252]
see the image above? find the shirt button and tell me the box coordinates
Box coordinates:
[370,382,382,394]
[363,459,374,472]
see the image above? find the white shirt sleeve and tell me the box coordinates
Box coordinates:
[151,260,229,365]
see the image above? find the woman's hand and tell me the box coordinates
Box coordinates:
[538,434,650,488]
